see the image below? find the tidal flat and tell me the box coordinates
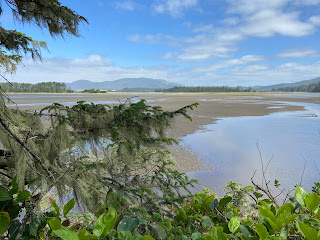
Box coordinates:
[7,92,320,194]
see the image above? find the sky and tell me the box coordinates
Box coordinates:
[3,0,320,86]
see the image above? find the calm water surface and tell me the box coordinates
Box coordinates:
[184,102,320,195]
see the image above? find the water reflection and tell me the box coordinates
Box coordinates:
[184,103,320,195]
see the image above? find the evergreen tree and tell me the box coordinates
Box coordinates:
[0,0,87,78]
[0,2,197,235]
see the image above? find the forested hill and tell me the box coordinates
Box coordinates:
[0,82,71,93]
[252,76,320,91]
[271,81,320,92]
[66,78,181,91]
[156,86,255,92]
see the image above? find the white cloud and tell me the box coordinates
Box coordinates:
[9,54,320,87]
[114,1,137,11]
[127,34,180,46]
[309,15,320,25]
[240,10,315,37]
[11,55,173,84]
[294,0,320,5]
[192,24,215,33]
[128,0,320,63]
[161,52,174,60]
[277,48,319,58]
[221,17,240,26]
[187,55,266,73]
[177,30,244,62]
[226,0,318,37]
[153,0,198,17]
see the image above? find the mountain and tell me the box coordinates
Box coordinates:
[251,77,320,91]
[66,78,181,91]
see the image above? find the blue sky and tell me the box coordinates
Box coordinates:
[4,0,320,86]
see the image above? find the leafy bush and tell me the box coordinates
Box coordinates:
[1,179,320,239]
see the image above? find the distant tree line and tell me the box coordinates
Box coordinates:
[156,86,255,93]
[0,82,72,93]
[272,82,320,92]
[82,88,107,93]
[121,88,155,92]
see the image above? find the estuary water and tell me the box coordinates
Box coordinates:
[184,101,320,195]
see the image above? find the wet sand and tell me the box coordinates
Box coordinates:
[6,92,320,172]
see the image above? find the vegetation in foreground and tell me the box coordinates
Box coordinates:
[156,86,255,93]
[1,172,320,239]
[1,1,320,239]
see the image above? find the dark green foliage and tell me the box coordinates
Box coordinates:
[82,89,107,93]
[2,179,320,239]
[0,81,72,92]
[156,86,255,93]
[272,82,320,92]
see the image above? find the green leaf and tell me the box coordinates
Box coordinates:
[299,222,319,240]
[93,207,117,238]
[274,179,280,187]
[150,224,166,239]
[277,203,294,216]
[140,236,156,240]
[280,226,289,240]
[54,228,80,240]
[239,225,251,239]
[228,216,240,233]
[51,200,60,217]
[295,185,309,206]
[305,193,320,212]
[63,199,75,217]
[11,177,19,191]
[17,190,31,202]
[117,218,139,232]
[0,189,11,201]
[78,229,98,240]
[191,232,203,240]
[209,199,218,210]
[275,207,298,230]
[49,217,61,230]
[0,212,10,236]
[211,226,227,240]
[218,196,232,208]
[201,216,213,230]
[255,223,269,240]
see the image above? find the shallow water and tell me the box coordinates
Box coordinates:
[184,102,320,195]
[6,100,118,107]
[6,94,152,107]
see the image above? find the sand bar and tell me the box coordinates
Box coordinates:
[6,92,320,172]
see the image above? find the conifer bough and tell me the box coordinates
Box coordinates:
[0,0,88,75]
[0,0,198,219]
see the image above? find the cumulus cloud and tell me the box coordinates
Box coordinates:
[277,48,319,58]
[129,0,320,62]
[153,0,198,17]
